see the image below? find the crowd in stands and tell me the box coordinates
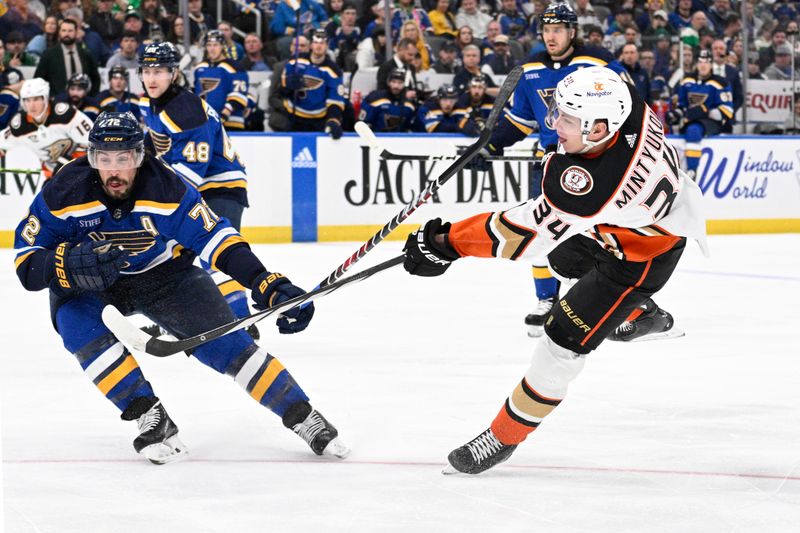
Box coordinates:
[0,0,799,138]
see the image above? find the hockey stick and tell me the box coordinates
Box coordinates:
[102,255,405,357]
[0,168,41,174]
[316,65,523,289]
[354,121,532,162]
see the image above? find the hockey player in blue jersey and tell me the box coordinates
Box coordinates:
[669,49,734,180]
[13,112,349,464]
[416,84,464,133]
[54,73,100,122]
[193,30,250,131]
[359,68,416,132]
[96,66,141,121]
[138,42,254,330]
[0,85,19,129]
[280,29,346,139]
[469,2,631,337]
[456,75,495,137]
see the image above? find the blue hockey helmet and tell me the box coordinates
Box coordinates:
[539,2,579,29]
[88,112,145,170]
[138,41,182,70]
[108,65,129,82]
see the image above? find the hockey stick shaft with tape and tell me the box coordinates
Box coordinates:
[103,255,406,357]
[317,66,523,289]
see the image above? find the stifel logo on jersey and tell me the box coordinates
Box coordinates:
[560,166,593,195]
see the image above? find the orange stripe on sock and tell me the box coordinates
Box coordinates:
[490,404,536,445]
[625,308,644,322]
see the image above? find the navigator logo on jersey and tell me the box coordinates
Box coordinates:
[292,147,317,168]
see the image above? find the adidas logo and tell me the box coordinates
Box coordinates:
[291,147,317,168]
[625,134,637,148]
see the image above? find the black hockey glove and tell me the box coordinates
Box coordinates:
[53,240,126,292]
[325,119,343,140]
[285,72,304,91]
[403,218,461,277]
[466,142,501,172]
[685,105,708,122]
[251,271,315,334]
[666,108,684,126]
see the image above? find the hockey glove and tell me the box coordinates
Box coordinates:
[325,120,343,140]
[666,108,684,126]
[466,143,500,172]
[284,72,305,91]
[403,218,461,277]
[54,240,126,292]
[685,105,708,122]
[251,271,315,334]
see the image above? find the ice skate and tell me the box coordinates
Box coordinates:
[524,296,556,337]
[608,302,684,342]
[443,428,517,475]
[285,403,350,459]
[124,397,188,465]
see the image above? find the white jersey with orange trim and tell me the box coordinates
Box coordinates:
[0,102,92,176]
[447,84,709,264]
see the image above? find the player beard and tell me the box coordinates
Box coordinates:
[102,175,133,200]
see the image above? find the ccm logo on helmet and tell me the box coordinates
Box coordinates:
[104,137,124,141]
[560,166,593,195]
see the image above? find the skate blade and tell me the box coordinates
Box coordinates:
[527,325,545,338]
[322,437,351,459]
[140,436,189,465]
[627,327,686,343]
[442,464,463,475]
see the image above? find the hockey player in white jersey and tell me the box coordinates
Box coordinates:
[402,66,708,474]
[0,78,93,178]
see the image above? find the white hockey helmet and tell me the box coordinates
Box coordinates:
[20,78,51,120]
[546,66,632,153]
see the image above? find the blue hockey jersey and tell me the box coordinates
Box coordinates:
[0,87,19,129]
[499,45,628,150]
[280,55,345,122]
[675,73,734,125]
[359,89,415,132]
[14,155,246,289]
[97,89,141,121]
[193,60,249,130]
[415,98,466,133]
[139,87,248,206]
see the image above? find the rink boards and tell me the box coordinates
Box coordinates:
[1,133,798,246]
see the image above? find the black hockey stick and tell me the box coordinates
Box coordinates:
[316,65,523,289]
[354,121,532,162]
[102,255,405,357]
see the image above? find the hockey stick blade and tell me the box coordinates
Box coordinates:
[319,66,523,289]
[103,255,406,357]
[354,121,530,162]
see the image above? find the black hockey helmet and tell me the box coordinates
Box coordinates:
[88,111,145,169]
[469,74,487,87]
[108,65,129,82]
[138,41,181,70]
[437,84,459,100]
[311,29,328,43]
[539,2,578,29]
[67,72,92,92]
[388,68,406,83]
[204,29,225,46]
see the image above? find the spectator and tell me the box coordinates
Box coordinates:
[401,20,432,71]
[268,34,309,131]
[480,20,502,58]
[356,26,386,69]
[758,28,787,71]
[431,40,458,73]
[270,0,328,60]
[707,0,732,36]
[771,0,798,25]
[456,74,494,136]
[754,24,774,52]
[327,2,361,70]
[141,0,169,42]
[377,38,419,106]
[392,0,432,41]
[187,0,217,43]
[88,0,123,47]
[4,31,38,67]
[619,43,651,104]
[710,38,742,113]
[0,39,24,88]
[217,21,245,63]
[34,18,100,96]
[453,44,497,96]
[0,0,43,43]
[689,10,709,37]
[456,0,492,39]
[764,43,800,80]
[497,0,531,44]
[54,72,99,120]
[106,30,141,69]
[27,15,59,58]
[616,25,641,56]
[416,83,462,132]
[584,24,605,48]
[746,51,765,80]
[64,6,111,66]
[606,7,635,37]
[455,25,477,58]
[669,0,694,32]
[364,0,392,39]
[239,33,271,72]
[97,65,141,120]
[637,0,663,34]
[359,68,416,132]
[123,11,145,44]
[668,44,695,91]
[643,10,677,49]
[743,1,763,42]
[324,0,345,24]
[721,14,742,49]
[481,34,516,75]
[574,0,603,30]
[428,0,458,40]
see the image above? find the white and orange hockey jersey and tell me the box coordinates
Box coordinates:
[447,85,709,263]
[0,102,92,177]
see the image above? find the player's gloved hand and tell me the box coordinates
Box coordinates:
[285,72,304,91]
[54,240,126,291]
[666,109,684,125]
[251,271,315,334]
[466,142,500,172]
[325,120,343,140]
[462,119,481,137]
[685,105,707,122]
[403,218,461,277]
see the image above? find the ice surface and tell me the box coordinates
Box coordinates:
[2,235,799,532]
